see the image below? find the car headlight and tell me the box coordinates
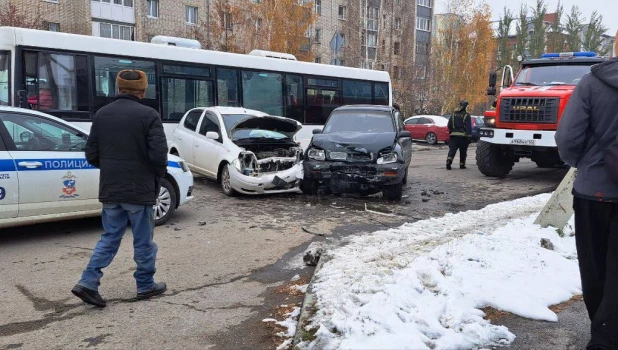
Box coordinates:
[307,148,326,161]
[178,161,189,172]
[377,152,398,164]
[485,117,496,127]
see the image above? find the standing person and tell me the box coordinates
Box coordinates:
[71,70,169,307]
[446,100,472,170]
[555,39,618,349]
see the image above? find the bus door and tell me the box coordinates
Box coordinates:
[0,51,10,106]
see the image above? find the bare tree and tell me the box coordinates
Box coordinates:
[0,2,43,29]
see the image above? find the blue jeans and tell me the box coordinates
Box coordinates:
[78,203,158,294]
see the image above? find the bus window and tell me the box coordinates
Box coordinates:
[374,82,389,105]
[342,80,372,105]
[242,71,283,117]
[216,68,239,107]
[285,74,304,123]
[0,52,9,106]
[24,52,78,111]
[162,78,214,122]
[93,56,158,112]
[306,88,340,125]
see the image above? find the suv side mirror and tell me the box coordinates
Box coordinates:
[487,71,497,96]
[398,130,411,138]
[312,129,322,135]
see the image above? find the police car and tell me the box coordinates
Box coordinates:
[0,106,193,228]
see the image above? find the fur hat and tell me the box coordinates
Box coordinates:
[116,69,148,92]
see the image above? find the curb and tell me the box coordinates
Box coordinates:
[291,256,326,349]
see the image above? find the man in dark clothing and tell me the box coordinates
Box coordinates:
[446,100,473,170]
[555,47,618,349]
[71,70,169,307]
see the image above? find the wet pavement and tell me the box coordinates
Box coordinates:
[0,143,582,350]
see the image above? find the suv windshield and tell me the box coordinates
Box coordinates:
[324,110,394,133]
[514,64,594,86]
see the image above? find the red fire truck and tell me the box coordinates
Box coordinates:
[477,52,607,177]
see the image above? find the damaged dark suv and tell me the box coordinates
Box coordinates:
[301,105,412,200]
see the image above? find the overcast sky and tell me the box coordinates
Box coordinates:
[438,0,617,36]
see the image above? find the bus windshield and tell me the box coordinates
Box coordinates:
[514,64,594,86]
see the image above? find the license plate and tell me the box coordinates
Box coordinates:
[329,152,347,160]
[511,139,536,146]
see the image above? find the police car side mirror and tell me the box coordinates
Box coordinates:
[206,131,220,140]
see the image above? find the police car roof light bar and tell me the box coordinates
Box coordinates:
[541,51,597,59]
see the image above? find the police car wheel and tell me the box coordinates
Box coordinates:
[154,178,177,226]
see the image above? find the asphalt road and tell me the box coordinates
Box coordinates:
[0,144,585,350]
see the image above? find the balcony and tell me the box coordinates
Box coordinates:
[92,0,135,24]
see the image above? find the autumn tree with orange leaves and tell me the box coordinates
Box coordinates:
[430,0,496,115]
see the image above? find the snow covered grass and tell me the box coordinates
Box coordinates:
[298,193,580,350]
[263,305,301,350]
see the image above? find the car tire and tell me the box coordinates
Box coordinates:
[425,132,438,145]
[220,165,237,197]
[383,182,403,201]
[476,141,514,177]
[300,179,319,196]
[154,178,177,226]
[403,167,408,185]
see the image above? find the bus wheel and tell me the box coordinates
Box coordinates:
[476,141,514,177]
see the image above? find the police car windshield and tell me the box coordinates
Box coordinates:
[514,64,593,86]
[324,110,394,133]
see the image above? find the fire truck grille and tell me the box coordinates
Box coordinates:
[499,97,560,123]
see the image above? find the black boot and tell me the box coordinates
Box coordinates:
[460,164,467,169]
[72,285,107,307]
[446,159,452,170]
[137,282,167,300]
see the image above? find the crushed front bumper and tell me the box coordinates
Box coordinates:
[228,163,303,195]
[303,160,405,193]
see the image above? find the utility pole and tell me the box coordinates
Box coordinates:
[206,0,211,49]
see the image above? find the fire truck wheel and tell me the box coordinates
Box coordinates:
[476,141,514,177]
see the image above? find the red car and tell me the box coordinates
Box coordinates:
[404,115,450,145]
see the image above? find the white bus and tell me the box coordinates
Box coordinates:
[0,27,392,148]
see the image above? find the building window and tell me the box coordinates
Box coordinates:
[417,0,431,7]
[146,0,158,18]
[315,28,321,43]
[124,0,133,7]
[186,6,198,24]
[255,18,262,31]
[338,5,346,20]
[366,33,377,48]
[98,22,134,40]
[383,15,387,29]
[394,42,400,55]
[46,22,60,32]
[416,42,429,55]
[224,12,233,30]
[417,17,431,31]
[114,0,122,4]
[315,0,321,15]
[314,57,321,63]
[395,17,401,30]
[363,7,378,31]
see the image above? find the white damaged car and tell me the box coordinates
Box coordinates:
[170,107,304,196]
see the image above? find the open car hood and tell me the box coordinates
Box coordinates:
[231,116,301,139]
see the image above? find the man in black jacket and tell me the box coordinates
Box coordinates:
[71,70,168,307]
[446,100,473,170]
[555,47,618,349]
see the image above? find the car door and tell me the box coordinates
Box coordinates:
[172,109,204,163]
[395,111,412,165]
[0,111,98,217]
[192,111,224,178]
[0,129,18,220]
[418,117,433,138]
[404,118,420,139]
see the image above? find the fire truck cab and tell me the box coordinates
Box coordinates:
[477,52,606,177]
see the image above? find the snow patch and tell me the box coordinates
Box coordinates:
[299,193,580,350]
